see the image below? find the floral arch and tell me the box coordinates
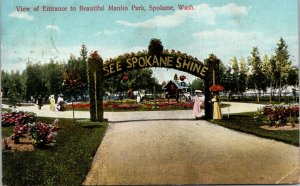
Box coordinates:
[103,50,208,80]
[87,49,217,122]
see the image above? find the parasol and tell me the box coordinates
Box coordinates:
[209,85,224,92]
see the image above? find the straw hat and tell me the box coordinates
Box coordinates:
[195,90,202,93]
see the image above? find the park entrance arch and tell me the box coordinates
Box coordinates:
[87,45,219,121]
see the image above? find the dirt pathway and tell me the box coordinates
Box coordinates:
[84,120,299,185]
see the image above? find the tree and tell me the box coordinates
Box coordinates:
[216,61,227,90]
[1,70,11,99]
[62,69,85,99]
[274,37,292,101]
[248,47,264,102]
[3,70,25,107]
[191,78,204,92]
[64,53,88,100]
[161,81,167,88]
[239,57,249,96]
[173,73,178,81]
[262,54,274,102]
[287,66,299,87]
[24,62,47,101]
[103,68,161,100]
[43,60,65,98]
[230,57,240,93]
[148,38,164,55]
[79,44,89,96]
[222,67,234,97]
[63,68,86,123]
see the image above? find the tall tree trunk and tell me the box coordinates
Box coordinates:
[279,75,282,102]
[255,84,259,102]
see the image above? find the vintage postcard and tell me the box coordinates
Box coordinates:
[1,0,299,185]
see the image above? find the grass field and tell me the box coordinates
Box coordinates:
[2,117,108,185]
[208,112,299,146]
[2,110,298,185]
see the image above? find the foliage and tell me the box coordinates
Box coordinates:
[191,78,204,91]
[179,75,186,81]
[63,68,86,98]
[274,37,292,100]
[174,73,178,80]
[230,57,240,93]
[28,122,58,146]
[104,68,161,97]
[64,45,89,100]
[2,45,88,103]
[88,51,104,121]
[1,70,25,106]
[24,62,48,101]
[2,118,108,185]
[1,38,298,106]
[247,47,266,102]
[255,104,299,127]
[287,66,299,87]
[261,54,275,102]
[222,67,234,93]
[1,111,36,127]
[65,101,194,111]
[43,60,65,97]
[238,61,248,94]
[2,111,57,146]
[148,38,164,55]
[204,53,221,119]
[12,124,30,143]
[209,112,299,146]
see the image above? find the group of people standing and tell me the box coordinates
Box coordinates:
[49,95,65,111]
[36,94,64,111]
[41,91,221,118]
[192,90,222,120]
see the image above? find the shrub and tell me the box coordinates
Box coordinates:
[29,122,57,146]
[259,105,299,127]
[12,122,57,147]
[1,111,36,127]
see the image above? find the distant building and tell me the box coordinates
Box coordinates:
[162,80,190,102]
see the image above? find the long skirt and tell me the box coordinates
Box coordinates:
[213,102,222,119]
[193,102,202,117]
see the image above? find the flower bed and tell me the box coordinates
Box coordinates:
[65,101,194,111]
[7,121,58,149]
[2,111,36,126]
[255,104,299,127]
[2,111,58,149]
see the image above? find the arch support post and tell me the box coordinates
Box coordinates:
[204,54,220,119]
[88,51,104,121]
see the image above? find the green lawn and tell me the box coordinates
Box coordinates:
[2,117,108,186]
[208,112,299,146]
[3,110,298,185]
[220,96,299,105]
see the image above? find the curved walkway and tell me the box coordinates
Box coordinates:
[84,120,299,185]
[3,102,299,184]
[2,102,264,121]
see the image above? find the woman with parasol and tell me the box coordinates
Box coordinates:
[210,85,224,119]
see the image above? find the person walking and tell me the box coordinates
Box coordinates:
[37,95,43,110]
[57,94,65,111]
[49,95,55,111]
[193,90,204,119]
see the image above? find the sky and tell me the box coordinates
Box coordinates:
[1,0,298,83]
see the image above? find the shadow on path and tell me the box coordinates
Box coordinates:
[109,118,200,123]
